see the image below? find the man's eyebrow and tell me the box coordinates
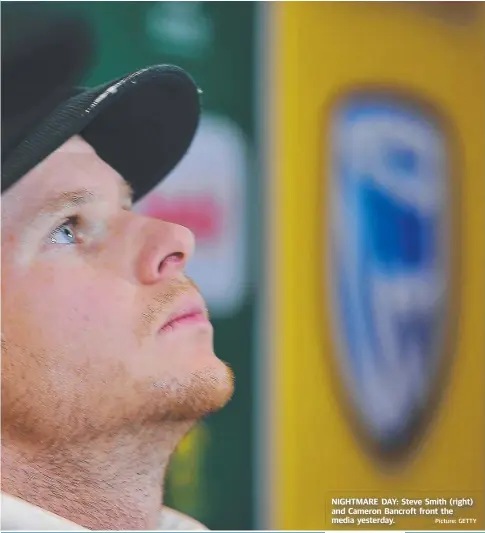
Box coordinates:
[35,188,96,218]
[27,181,134,226]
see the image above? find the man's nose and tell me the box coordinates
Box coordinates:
[136,220,195,285]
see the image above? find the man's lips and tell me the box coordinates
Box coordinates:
[159,305,210,334]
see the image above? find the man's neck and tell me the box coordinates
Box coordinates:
[2,422,193,530]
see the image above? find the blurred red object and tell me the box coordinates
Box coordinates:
[141,194,223,243]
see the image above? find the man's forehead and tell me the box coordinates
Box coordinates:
[2,135,132,222]
[56,135,96,155]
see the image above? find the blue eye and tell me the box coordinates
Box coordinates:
[50,217,79,245]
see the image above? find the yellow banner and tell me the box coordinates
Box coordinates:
[264,2,485,530]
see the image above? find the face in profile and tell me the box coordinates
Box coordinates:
[1,136,234,446]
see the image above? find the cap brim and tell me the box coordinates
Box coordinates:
[1,65,201,201]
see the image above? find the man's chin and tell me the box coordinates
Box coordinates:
[152,359,235,422]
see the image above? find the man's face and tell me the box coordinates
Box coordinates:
[1,136,234,445]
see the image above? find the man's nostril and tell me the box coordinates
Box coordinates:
[159,251,184,273]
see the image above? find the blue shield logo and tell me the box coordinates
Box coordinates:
[329,95,452,457]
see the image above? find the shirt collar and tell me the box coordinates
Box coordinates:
[1,492,208,531]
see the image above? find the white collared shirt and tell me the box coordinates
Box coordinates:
[1,493,208,531]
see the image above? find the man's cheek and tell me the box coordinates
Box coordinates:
[17,275,128,337]
[65,281,136,331]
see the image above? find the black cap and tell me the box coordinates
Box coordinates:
[2,7,201,201]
